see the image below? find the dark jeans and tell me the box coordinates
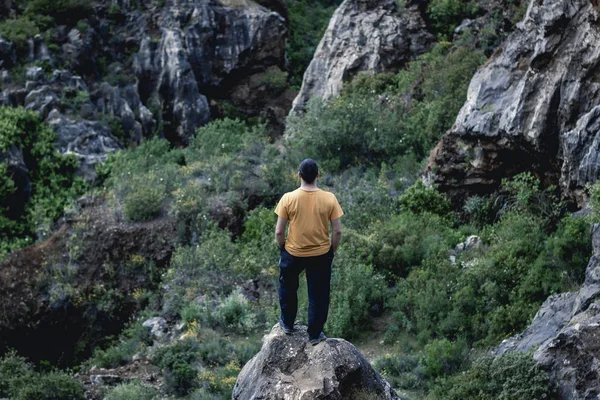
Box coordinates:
[278,246,334,339]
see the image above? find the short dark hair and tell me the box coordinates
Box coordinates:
[299,158,318,184]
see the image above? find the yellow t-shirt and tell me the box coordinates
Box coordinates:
[274,188,344,257]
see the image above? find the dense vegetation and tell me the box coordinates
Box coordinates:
[0,107,85,256]
[0,0,582,398]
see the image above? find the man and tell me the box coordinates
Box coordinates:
[274,158,343,345]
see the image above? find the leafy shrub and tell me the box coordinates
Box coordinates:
[196,360,241,398]
[431,352,557,400]
[162,226,238,315]
[0,107,85,255]
[259,67,289,93]
[123,172,167,222]
[0,17,39,52]
[234,206,279,277]
[0,352,84,400]
[427,0,480,39]
[0,351,31,397]
[89,320,153,368]
[105,382,158,400]
[333,165,402,231]
[398,180,451,216]
[214,292,257,334]
[463,195,495,227]
[153,339,200,395]
[26,0,93,26]
[500,172,561,222]
[166,360,198,396]
[373,212,460,278]
[15,371,84,400]
[326,257,386,337]
[189,118,267,159]
[374,353,425,390]
[422,338,468,378]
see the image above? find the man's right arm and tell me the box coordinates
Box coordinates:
[331,218,342,253]
[275,217,287,249]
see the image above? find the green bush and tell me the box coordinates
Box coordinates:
[373,212,460,278]
[123,172,167,222]
[0,17,39,52]
[427,0,480,39]
[189,118,267,159]
[162,226,238,315]
[373,353,425,390]
[0,352,84,400]
[422,338,467,378]
[214,292,257,334]
[259,67,289,93]
[153,339,200,395]
[0,351,31,397]
[105,382,158,400]
[399,180,451,216]
[463,195,495,227]
[500,172,560,222]
[0,107,85,255]
[15,371,84,400]
[326,257,386,337]
[26,0,93,26]
[333,165,403,231]
[89,320,153,368]
[431,352,557,400]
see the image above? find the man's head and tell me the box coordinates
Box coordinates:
[299,158,318,184]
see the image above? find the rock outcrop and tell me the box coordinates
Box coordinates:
[0,0,292,160]
[233,324,399,400]
[426,0,600,206]
[494,224,600,399]
[0,198,176,366]
[290,0,433,113]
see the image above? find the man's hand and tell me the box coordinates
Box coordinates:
[331,218,342,253]
[275,216,287,249]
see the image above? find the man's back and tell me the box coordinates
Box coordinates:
[275,188,343,257]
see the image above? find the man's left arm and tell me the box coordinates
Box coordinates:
[275,217,287,249]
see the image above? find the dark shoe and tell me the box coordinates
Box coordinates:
[279,319,294,335]
[309,332,327,345]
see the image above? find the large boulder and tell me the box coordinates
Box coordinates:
[290,0,433,114]
[426,0,600,206]
[494,224,600,399]
[233,324,399,400]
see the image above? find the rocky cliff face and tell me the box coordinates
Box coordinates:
[426,0,600,206]
[233,324,399,400]
[0,0,291,178]
[290,0,433,114]
[494,224,600,399]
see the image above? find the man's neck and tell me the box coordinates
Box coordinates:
[300,182,319,191]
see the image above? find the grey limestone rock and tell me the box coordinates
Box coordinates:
[494,224,600,399]
[46,110,121,182]
[142,317,169,341]
[290,0,433,114]
[427,0,600,206]
[233,324,399,400]
[133,0,287,143]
